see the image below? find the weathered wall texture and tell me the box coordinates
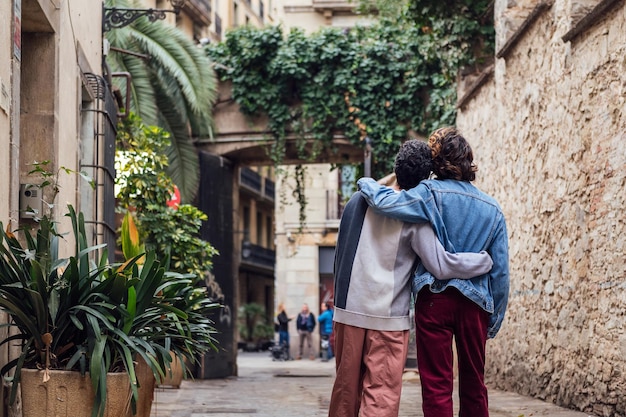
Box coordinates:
[456,1,626,415]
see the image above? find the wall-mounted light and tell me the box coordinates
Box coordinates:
[242,240,252,259]
[103,0,186,32]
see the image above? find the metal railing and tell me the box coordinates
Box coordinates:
[241,240,276,270]
[240,167,262,193]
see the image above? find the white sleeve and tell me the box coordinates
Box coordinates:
[410,223,493,279]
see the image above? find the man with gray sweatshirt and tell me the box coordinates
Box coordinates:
[328,140,493,417]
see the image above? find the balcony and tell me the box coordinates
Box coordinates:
[240,167,262,193]
[312,0,355,12]
[183,0,212,25]
[241,240,276,271]
[264,178,275,201]
[240,167,275,203]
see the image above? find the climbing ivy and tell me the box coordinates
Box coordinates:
[207,26,409,178]
[205,5,493,225]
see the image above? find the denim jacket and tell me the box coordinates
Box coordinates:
[357,177,510,338]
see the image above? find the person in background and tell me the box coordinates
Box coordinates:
[296,303,316,360]
[329,139,494,417]
[276,303,293,359]
[318,301,334,361]
[358,128,509,417]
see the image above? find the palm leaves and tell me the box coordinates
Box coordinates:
[105,0,217,203]
[0,207,218,417]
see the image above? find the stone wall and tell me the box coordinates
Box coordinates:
[456,1,626,415]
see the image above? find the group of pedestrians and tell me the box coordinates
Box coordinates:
[274,301,334,361]
[276,127,509,417]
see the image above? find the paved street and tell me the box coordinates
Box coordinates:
[150,351,596,417]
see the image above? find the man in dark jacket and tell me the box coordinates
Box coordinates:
[296,303,316,360]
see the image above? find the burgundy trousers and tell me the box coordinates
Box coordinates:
[415,288,490,417]
[328,322,409,417]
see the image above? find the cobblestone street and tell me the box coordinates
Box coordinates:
[149,351,595,417]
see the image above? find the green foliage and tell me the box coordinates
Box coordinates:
[137,204,219,277]
[116,113,174,210]
[238,303,274,343]
[406,0,495,71]
[208,24,428,178]
[206,6,494,179]
[0,206,167,417]
[115,113,218,282]
[105,0,218,203]
[115,113,221,379]
[117,179,220,383]
[0,160,217,417]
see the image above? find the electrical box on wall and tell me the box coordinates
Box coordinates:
[19,184,43,219]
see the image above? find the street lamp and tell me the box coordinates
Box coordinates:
[103,0,186,32]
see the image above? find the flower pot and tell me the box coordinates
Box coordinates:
[20,369,132,417]
[135,358,157,417]
[157,354,184,389]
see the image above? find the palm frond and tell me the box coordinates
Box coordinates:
[105,0,217,201]
[129,21,216,117]
[152,71,200,203]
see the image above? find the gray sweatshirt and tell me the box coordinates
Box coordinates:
[333,193,493,331]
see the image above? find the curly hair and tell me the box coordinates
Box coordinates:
[394,139,433,190]
[428,127,477,181]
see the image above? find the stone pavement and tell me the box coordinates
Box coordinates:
[149,351,596,417]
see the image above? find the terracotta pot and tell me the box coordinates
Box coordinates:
[157,354,184,389]
[20,369,132,417]
[135,358,157,417]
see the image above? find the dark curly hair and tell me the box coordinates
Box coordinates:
[428,127,477,181]
[394,139,433,190]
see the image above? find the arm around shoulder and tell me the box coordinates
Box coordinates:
[412,223,493,279]
[357,178,431,223]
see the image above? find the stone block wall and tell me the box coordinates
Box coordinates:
[456,1,626,415]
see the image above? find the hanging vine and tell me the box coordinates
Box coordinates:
[205,3,494,224]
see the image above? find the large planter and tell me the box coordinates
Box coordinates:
[20,369,132,417]
[135,358,157,417]
[157,354,184,389]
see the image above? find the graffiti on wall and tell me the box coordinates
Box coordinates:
[204,271,232,327]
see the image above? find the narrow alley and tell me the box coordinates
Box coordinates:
[149,351,596,417]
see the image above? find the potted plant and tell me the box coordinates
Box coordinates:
[0,205,156,416]
[0,162,218,417]
[238,303,275,352]
[114,114,220,390]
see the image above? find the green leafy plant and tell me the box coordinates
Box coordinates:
[105,0,218,203]
[238,303,274,350]
[115,113,220,379]
[0,160,217,417]
[119,211,220,381]
[0,205,168,417]
[206,14,492,223]
[115,113,219,281]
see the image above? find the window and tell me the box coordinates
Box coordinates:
[243,205,250,241]
[266,215,273,248]
[215,14,222,38]
[256,211,263,246]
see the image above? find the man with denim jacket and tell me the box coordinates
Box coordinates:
[358,127,509,417]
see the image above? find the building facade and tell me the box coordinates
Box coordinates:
[1,0,110,415]
[271,0,369,360]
